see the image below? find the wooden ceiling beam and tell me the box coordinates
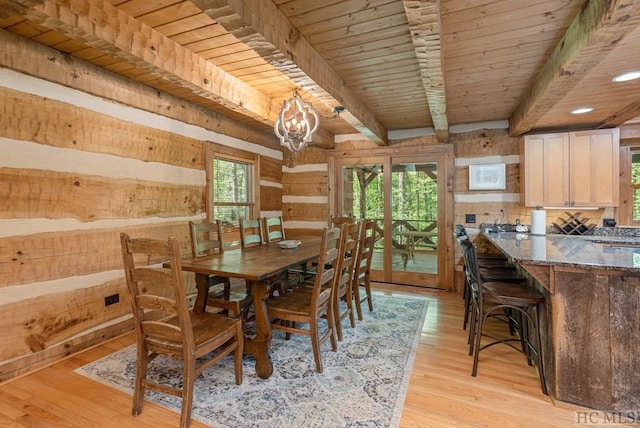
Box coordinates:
[509,0,640,136]
[402,0,449,143]
[0,0,44,18]
[192,0,389,146]
[19,0,294,139]
[599,100,640,128]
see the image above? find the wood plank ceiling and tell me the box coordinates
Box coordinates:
[2,0,640,148]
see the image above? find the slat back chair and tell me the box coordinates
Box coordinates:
[333,221,359,341]
[240,218,264,249]
[352,219,376,320]
[189,221,252,317]
[329,214,356,227]
[119,233,243,428]
[459,237,547,395]
[263,216,286,244]
[262,215,306,292]
[267,227,341,373]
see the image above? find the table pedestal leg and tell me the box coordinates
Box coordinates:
[245,281,273,379]
[193,273,209,313]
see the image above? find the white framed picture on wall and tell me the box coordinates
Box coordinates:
[468,163,506,190]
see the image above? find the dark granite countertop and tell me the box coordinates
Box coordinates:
[482,231,640,272]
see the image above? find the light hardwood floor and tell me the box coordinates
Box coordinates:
[0,284,633,427]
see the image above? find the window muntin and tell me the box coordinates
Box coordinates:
[212,156,256,228]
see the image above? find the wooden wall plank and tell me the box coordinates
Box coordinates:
[0,223,192,287]
[260,186,283,212]
[0,278,129,361]
[0,168,203,221]
[282,171,328,196]
[282,202,328,222]
[452,129,520,157]
[260,156,282,184]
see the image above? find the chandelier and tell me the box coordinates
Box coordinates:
[274,90,319,152]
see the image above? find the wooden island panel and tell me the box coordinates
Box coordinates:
[519,264,640,411]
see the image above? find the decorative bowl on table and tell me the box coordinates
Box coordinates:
[278,240,301,249]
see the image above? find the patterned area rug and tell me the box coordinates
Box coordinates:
[75,294,428,427]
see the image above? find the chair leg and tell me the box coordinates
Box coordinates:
[353,281,364,321]
[132,345,148,416]
[326,304,338,352]
[309,320,323,373]
[346,287,356,328]
[180,359,195,428]
[365,279,373,312]
[471,310,486,376]
[462,279,470,330]
[334,296,344,342]
[468,299,478,354]
[234,322,244,385]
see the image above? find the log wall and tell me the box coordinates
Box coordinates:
[0,33,285,381]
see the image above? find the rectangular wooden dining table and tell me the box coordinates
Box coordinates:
[176,235,322,379]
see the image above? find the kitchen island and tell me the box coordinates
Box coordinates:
[481,232,640,412]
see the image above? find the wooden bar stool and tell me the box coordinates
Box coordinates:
[460,237,547,395]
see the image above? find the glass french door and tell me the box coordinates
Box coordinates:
[333,154,446,288]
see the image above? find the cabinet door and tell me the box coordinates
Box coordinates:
[569,128,619,207]
[521,133,569,207]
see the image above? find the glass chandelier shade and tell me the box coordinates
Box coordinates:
[274,91,319,152]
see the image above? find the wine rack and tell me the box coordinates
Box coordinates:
[552,211,595,235]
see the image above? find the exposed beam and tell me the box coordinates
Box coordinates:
[22,0,272,123]
[192,0,389,146]
[402,0,449,143]
[17,0,337,149]
[599,100,640,128]
[0,0,44,18]
[509,0,640,136]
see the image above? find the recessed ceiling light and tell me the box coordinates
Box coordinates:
[571,107,594,114]
[612,71,640,82]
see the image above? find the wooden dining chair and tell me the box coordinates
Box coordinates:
[241,217,298,295]
[329,214,355,227]
[352,219,376,320]
[333,221,359,340]
[240,217,264,249]
[459,237,547,394]
[120,233,243,428]
[263,216,286,243]
[267,226,341,373]
[189,220,252,317]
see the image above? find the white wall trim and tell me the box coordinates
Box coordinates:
[0,269,125,306]
[333,120,509,143]
[282,196,328,204]
[1,138,205,186]
[0,214,206,238]
[455,155,520,166]
[260,211,282,218]
[334,133,369,142]
[260,180,283,188]
[450,120,509,133]
[282,164,328,173]
[455,193,521,203]
[388,127,436,139]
